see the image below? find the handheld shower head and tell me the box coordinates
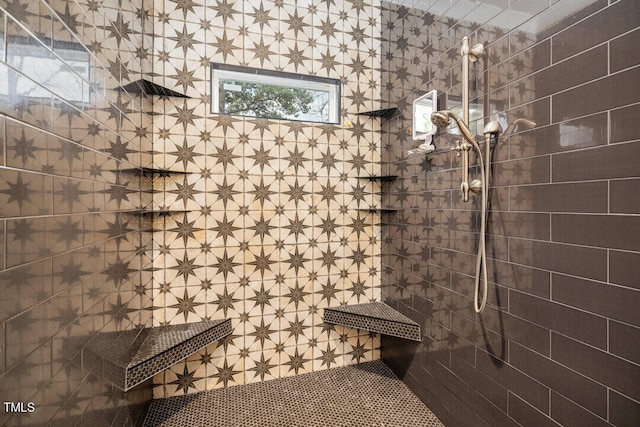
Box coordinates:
[430,110,477,147]
[430,111,451,128]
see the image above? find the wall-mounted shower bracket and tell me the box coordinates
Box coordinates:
[453,139,473,202]
[430,33,503,317]
[461,39,484,63]
[453,35,486,202]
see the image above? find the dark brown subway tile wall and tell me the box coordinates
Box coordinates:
[0,1,154,426]
[380,0,640,426]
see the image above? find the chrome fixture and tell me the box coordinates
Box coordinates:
[461,36,484,125]
[473,121,502,314]
[458,35,483,202]
[429,114,503,313]
[430,110,476,146]
[430,36,507,314]
[430,35,486,201]
[430,110,479,202]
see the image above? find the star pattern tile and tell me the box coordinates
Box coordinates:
[0,0,389,413]
[1,1,154,420]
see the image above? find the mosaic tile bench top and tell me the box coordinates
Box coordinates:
[144,360,444,427]
[85,319,232,391]
[323,302,421,341]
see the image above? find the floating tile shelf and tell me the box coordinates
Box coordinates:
[357,107,398,118]
[356,208,398,213]
[323,302,421,341]
[120,167,191,177]
[136,209,191,217]
[141,168,190,177]
[356,175,399,181]
[84,319,232,391]
[119,79,190,98]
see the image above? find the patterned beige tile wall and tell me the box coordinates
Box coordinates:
[149,0,384,398]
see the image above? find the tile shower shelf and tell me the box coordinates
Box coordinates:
[119,79,190,98]
[356,207,398,213]
[135,209,191,217]
[323,302,421,341]
[121,167,192,177]
[142,168,191,177]
[84,319,232,391]
[356,175,399,181]
[357,107,398,118]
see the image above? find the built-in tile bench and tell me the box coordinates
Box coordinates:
[323,302,421,341]
[84,319,232,391]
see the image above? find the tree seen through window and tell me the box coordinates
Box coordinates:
[219,80,331,122]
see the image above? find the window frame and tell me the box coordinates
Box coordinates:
[210,63,341,124]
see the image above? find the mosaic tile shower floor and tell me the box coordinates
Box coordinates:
[144,361,444,427]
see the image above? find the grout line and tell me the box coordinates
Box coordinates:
[607,108,611,146]
[607,179,610,215]
[607,386,611,422]
[607,39,611,75]
[1,11,5,63]
[606,318,610,353]
[606,249,610,284]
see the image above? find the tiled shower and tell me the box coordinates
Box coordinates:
[0,0,639,426]
[380,0,640,426]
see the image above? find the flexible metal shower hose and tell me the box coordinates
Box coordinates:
[472,135,491,313]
